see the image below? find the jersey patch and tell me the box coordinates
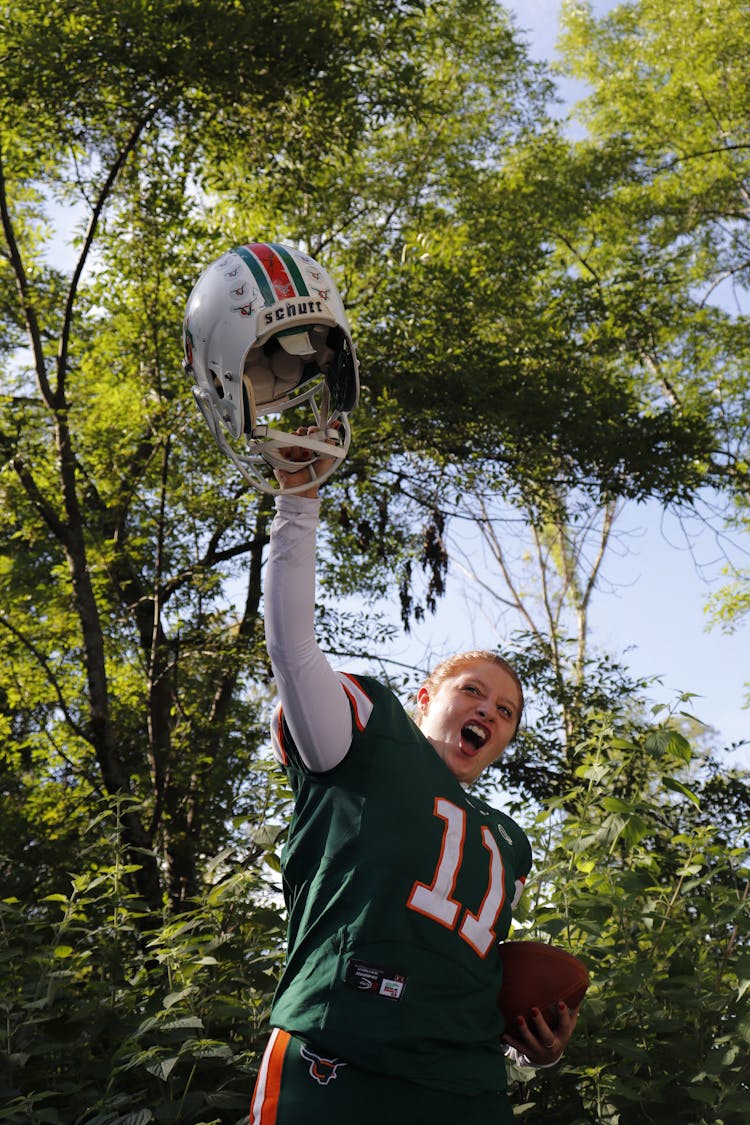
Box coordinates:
[299,1043,347,1086]
[496,822,513,847]
[345,957,408,1000]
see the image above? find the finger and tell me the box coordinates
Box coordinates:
[513,1013,555,1051]
[502,1016,560,1065]
[530,1006,555,1038]
[554,1002,580,1047]
[308,421,341,440]
[278,429,316,464]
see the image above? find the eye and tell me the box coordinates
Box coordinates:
[498,704,513,720]
[462,684,480,695]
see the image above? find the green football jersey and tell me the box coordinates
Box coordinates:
[270,673,532,1096]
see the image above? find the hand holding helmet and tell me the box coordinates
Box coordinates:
[272,423,343,498]
[183,242,358,494]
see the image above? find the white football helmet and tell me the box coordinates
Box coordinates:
[183,242,359,493]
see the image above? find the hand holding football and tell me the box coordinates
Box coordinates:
[498,940,589,1027]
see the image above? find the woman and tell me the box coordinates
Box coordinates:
[249,442,578,1124]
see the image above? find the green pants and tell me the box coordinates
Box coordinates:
[250,1029,515,1125]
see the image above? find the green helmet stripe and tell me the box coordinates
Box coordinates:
[232,245,275,305]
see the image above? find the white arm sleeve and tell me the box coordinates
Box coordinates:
[504,1046,561,1069]
[264,494,353,772]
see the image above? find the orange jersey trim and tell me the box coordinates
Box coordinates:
[337,672,374,732]
[271,705,288,766]
[269,673,373,767]
[511,874,527,909]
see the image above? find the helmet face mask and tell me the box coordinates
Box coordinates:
[183,242,359,494]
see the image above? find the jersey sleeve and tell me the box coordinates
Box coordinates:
[271,671,375,770]
[264,494,365,772]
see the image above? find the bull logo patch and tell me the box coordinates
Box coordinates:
[299,1044,347,1086]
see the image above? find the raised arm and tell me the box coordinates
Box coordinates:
[264,492,353,771]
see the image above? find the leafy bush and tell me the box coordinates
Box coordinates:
[0,838,285,1124]
[2,719,748,1123]
[507,719,750,1123]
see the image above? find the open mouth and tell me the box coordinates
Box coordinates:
[460,723,489,754]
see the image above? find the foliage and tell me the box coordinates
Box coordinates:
[557,0,750,604]
[3,709,747,1122]
[498,634,656,805]
[506,715,750,1124]
[3,0,745,916]
[0,796,288,1124]
[0,0,443,912]
[206,0,723,612]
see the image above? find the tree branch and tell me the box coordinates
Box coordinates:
[10,453,68,542]
[57,103,161,404]
[0,146,55,405]
[0,613,91,745]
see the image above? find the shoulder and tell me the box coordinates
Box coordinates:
[335,673,413,727]
[334,672,376,730]
[271,672,405,768]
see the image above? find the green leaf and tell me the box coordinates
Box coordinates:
[662,777,701,807]
[163,988,194,1009]
[145,1056,178,1081]
[601,797,633,813]
[160,1017,204,1031]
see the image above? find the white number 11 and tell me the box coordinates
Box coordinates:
[406,797,507,957]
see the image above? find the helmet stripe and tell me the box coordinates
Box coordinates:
[250,242,311,301]
[232,245,276,305]
[247,243,296,300]
[269,243,309,296]
[232,243,312,308]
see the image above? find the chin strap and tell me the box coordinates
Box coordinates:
[248,417,351,494]
[251,380,349,493]
[250,424,345,473]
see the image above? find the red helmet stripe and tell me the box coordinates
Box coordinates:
[270,243,309,296]
[245,242,309,302]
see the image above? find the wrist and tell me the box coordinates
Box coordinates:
[274,493,322,515]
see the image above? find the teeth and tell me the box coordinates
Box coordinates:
[462,723,488,749]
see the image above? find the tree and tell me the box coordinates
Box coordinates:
[0,790,290,1124]
[0,0,437,910]
[428,484,656,804]
[2,2,749,1119]
[556,0,750,643]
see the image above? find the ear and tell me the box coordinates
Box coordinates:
[416,686,431,714]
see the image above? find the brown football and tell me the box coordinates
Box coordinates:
[498,940,589,1028]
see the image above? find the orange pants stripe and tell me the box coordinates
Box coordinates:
[249,1028,290,1125]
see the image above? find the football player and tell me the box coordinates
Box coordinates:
[183,243,578,1124]
[250,441,578,1124]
